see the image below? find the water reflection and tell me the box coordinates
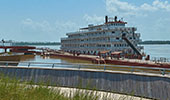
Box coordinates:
[49,56,92,64]
[20,55,35,61]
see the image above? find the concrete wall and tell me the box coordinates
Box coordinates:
[0,67,170,100]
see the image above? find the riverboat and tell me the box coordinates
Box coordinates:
[61,16,144,59]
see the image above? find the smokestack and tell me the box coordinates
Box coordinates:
[105,16,108,23]
[115,16,117,22]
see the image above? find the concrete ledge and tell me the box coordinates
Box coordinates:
[0,66,169,99]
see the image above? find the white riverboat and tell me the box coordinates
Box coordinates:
[61,16,143,57]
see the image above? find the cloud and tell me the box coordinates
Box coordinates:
[105,0,170,16]
[21,18,78,41]
[83,14,104,24]
[140,3,158,11]
[153,0,170,11]
[21,18,55,33]
[55,21,78,32]
[106,0,137,14]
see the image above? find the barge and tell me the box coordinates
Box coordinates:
[0,45,37,65]
[49,53,170,68]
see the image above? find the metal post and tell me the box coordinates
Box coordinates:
[131,67,134,73]
[78,65,81,69]
[28,63,31,67]
[6,62,8,67]
[52,64,55,68]
[161,69,165,75]
[104,65,106,71]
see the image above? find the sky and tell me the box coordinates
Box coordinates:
[0,0,170,42]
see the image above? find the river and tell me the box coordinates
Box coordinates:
[20,45,170,64]
[142,44,170,58]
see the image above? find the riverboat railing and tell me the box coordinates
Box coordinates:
[0,61,170,76]
[151,57,170,63]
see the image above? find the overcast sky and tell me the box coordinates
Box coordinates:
[0,0,170,42]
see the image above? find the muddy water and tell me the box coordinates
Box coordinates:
[20,44,170,64]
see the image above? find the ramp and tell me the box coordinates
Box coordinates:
[122,34,142,56]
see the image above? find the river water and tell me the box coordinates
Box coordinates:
[142,45,170,58]
[21,45,170,64]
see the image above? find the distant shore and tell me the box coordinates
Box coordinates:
[7,41,170,46]
[139,41,170,45]
[12,42,61,46]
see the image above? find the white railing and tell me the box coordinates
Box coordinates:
[0,61,170,75]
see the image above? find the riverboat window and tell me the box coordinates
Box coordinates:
[107,44,111,47]
[129,37,132,39]
[108,38,110,41]
[112,31,115,34]
[116,37,119,40]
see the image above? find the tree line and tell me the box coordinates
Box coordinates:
[139,41,170,44]
[12,42,61,46]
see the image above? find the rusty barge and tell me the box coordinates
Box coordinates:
[48,52,170,68]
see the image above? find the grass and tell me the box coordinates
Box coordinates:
[0,75,100,100]
[0,75,146,100]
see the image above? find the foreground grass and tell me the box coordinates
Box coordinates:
[0,76,101,100]
[0,76,147,100]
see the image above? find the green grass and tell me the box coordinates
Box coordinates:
[0,75,145,100]
[0,75,101,100]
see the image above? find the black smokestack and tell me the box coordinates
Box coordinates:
[115,16,117,22]
[105,16,108,23]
